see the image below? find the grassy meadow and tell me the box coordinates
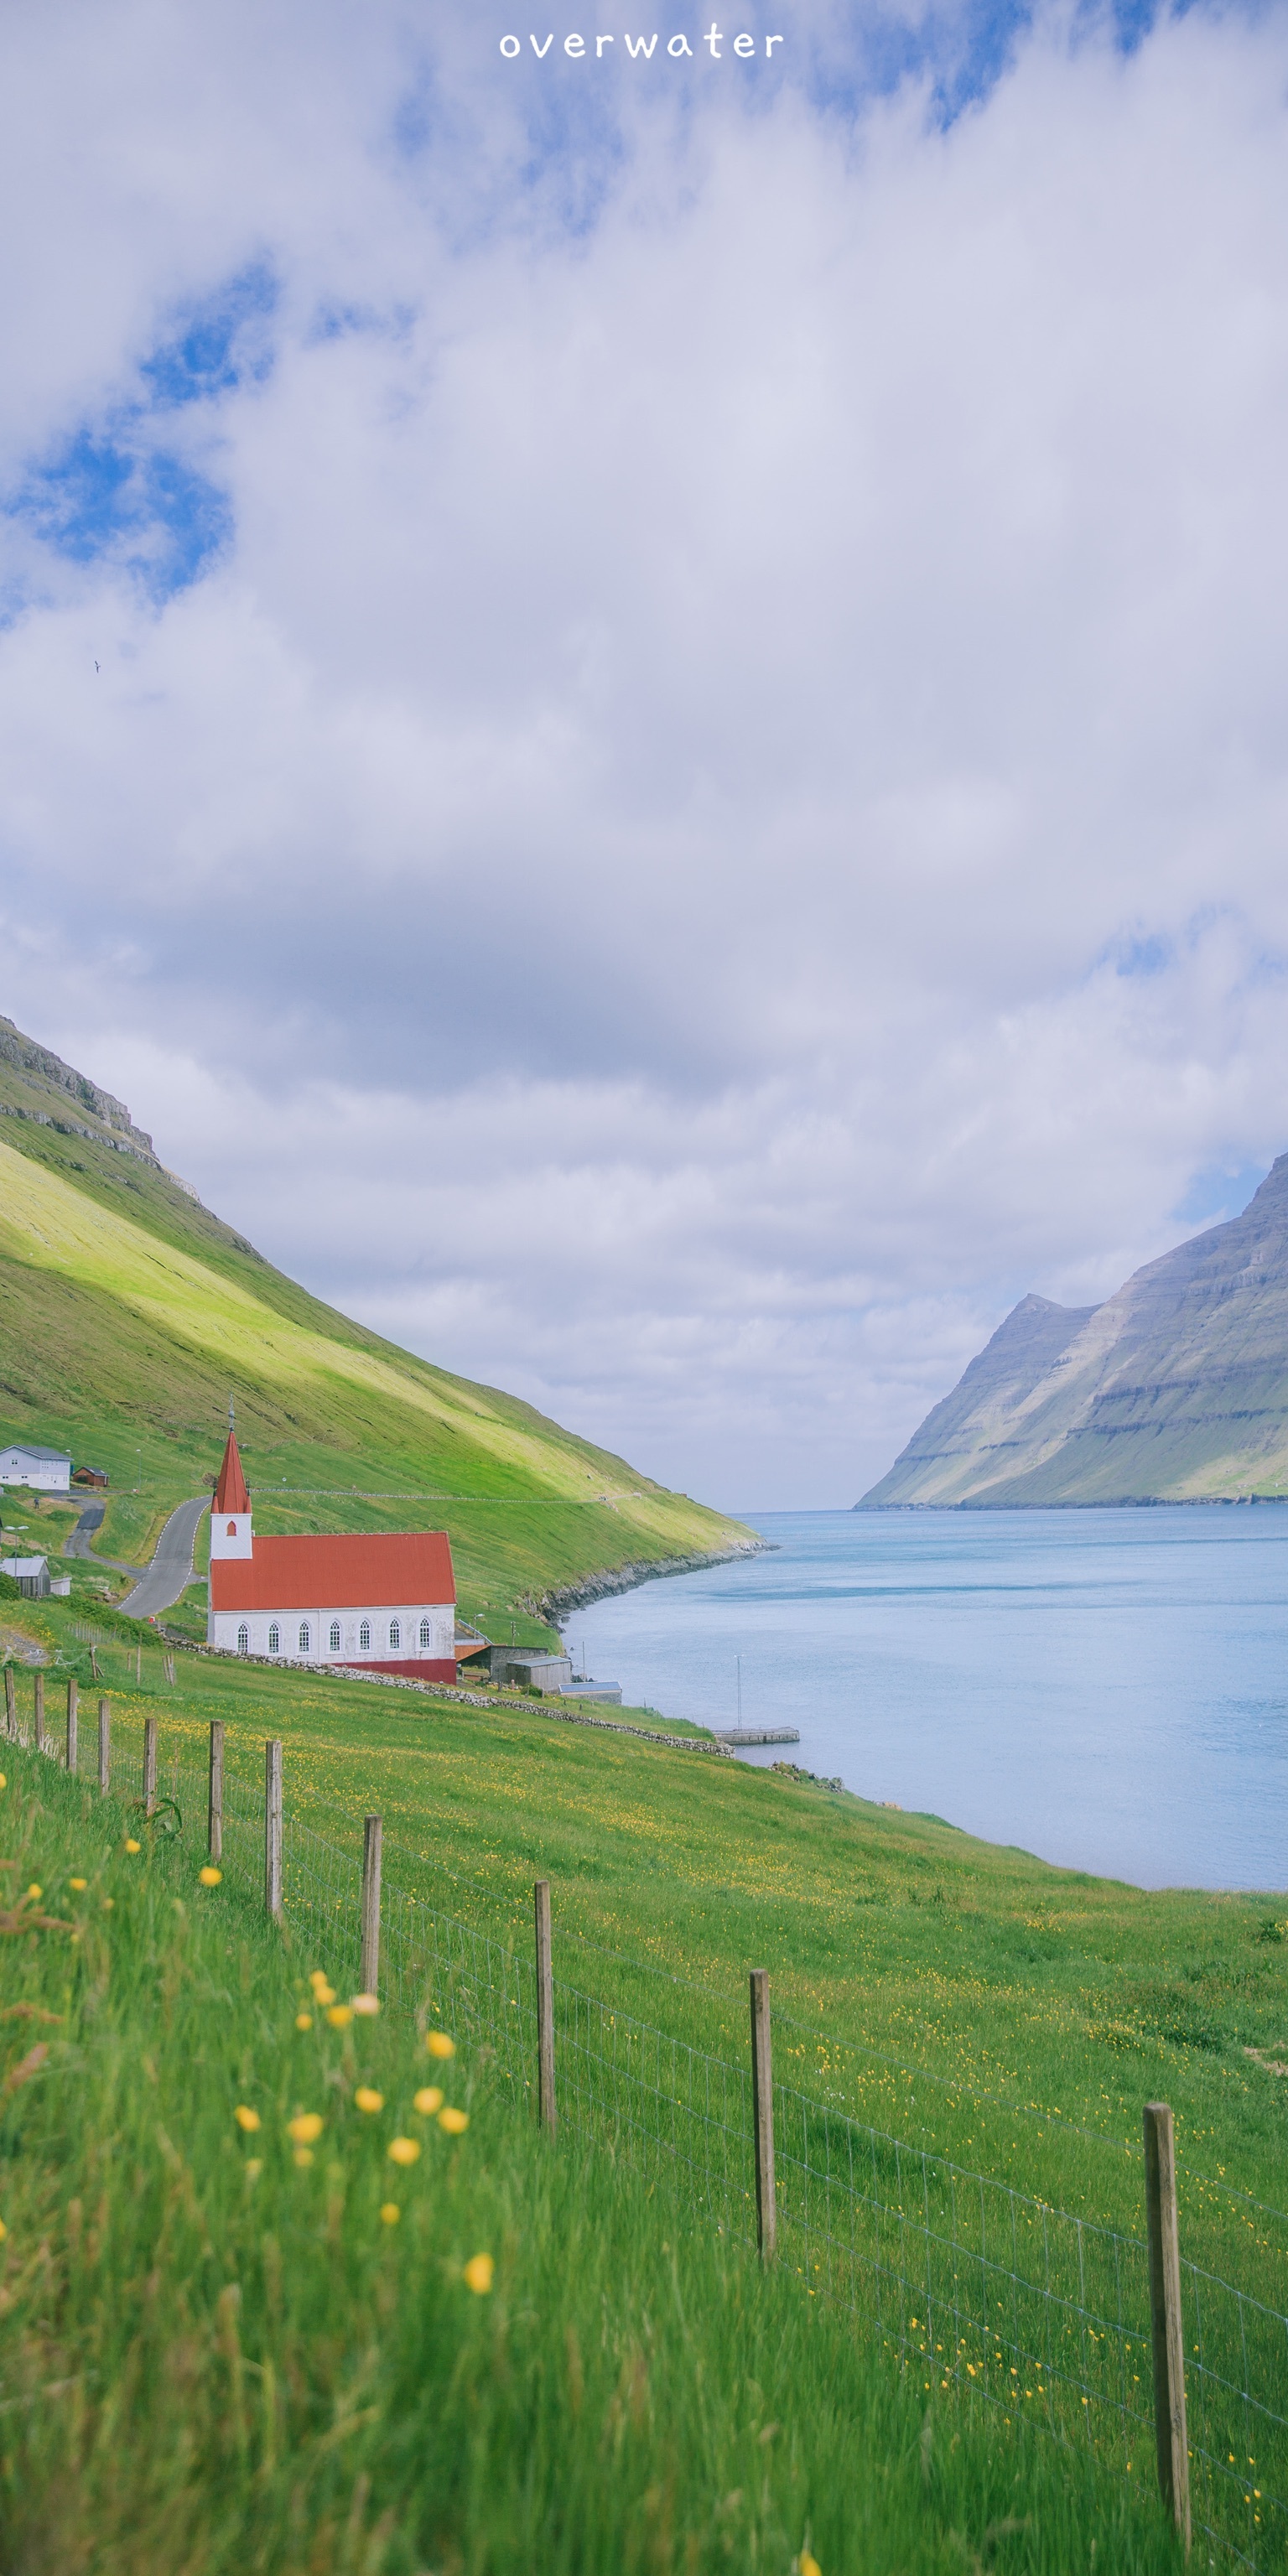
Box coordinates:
[0,1740,1191,2576]
[7,1587,1287,2296]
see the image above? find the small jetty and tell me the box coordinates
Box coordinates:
[712,1726,800,1747]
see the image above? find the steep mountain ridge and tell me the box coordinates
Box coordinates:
[0,1014,756,1623]
[861,1157,1288,1505]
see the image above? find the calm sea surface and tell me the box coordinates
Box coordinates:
[569,1509,1288,1891]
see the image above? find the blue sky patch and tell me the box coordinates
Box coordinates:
[5,262,272,601]
[1174,1161,1269,1232]
[139,262,277,409]
[13,425,231,600]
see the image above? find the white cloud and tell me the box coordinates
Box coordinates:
[3,1,1288,1504]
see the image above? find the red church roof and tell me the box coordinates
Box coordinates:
[210,1530,454,1614]
[212,1430,250,1514]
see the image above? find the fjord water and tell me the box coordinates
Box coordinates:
[571,1509,1288,1889]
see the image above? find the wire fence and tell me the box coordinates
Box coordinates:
[8,1690,1288,2568]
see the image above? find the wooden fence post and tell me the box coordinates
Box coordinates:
[3,1665,14,1737]
[65,1678,78,1775]
[143,1716,158,1816]
[750,1969,777,2263]
[164,1653,174,1686]
[208,1722,224,1862]
[98,1698,111,1794]
[90,1646,99,1683]
[1144,2101,1191,2555]
[360,1814,383,1995]
[264,1740,283,1921]
[34,1672,45,1755]
[534,1878,557,2137]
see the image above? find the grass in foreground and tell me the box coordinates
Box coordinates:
[13,1599,1288,2280]
[0,1750,1184,2576]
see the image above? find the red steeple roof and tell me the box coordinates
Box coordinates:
[213,1430,250,1514]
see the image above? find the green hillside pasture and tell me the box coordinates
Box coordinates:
[0,1123,752,1607]
[12,1609,1288,2293]
[0,1747,1189,2576]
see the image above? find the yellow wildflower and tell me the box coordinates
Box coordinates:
[354,2086,383,2115]
[438,2106,469,2137]
[326,2004,352,2031]
[309,1972,335,2004]
[425,2030,455,2059]
[800,2556,823,2576]
[413,2086,444,2116]
[387,2136,420,2167]
[463,2253,494,2294]
[26,1885,42,1902]
[295,2012,314,2031]
[380,2202,401,2225]
[244,2158,262,2185]
[293,2148,314,2168]
[124,1839,141,1856]
[69,1877,87,1893]
[0,1774,6,1789]
[351,1992,380,2017]
[101,1898,114,1911]
[287,2112,324,2145]
[234,2106,261,2133]
[0,2216,8,2241]
[199,1866,222,1888]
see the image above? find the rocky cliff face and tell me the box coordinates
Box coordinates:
[861,1157,1288,1505]
[0,1015,158,1161]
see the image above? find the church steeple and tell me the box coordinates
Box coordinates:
[210,1421,252,1560]
[213,1426,250,1514]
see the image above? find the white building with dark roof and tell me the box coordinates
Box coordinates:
[0,1443,72,1493]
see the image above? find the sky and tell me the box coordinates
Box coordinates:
[3,0,1288,1510]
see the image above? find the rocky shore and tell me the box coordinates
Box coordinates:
[539,1538,769,1624]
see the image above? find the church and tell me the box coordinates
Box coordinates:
[205,1430,457,1683]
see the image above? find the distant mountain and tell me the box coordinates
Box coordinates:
[860,1159,1288,1507]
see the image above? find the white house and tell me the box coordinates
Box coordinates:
[205,1431,457,1680]
[1,1444,72,1493]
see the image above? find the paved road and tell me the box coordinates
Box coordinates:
[118,1497,208,1618]
[65,1504,142,1580]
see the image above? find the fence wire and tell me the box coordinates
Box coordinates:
[9,1700,1288,2570]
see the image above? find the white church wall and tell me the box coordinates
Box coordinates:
[209,1600,454,1663]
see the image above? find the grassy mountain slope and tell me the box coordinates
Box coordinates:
[862,1158,1288,1506]
[0,1017,755,1633]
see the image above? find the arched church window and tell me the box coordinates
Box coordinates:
[359,1620,371,1651]
[236,1624,249,1654]
[226,1520,237,1538]
[299,1623,310,1654]
[267,1623,280,1655]
[389,1619,400,1649]
[330,1621,341,1653]
[419,1618,432,1649]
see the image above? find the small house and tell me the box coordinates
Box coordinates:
[0,1444,72,1493]
[72,1465,111,1488]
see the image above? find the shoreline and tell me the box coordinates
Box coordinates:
[539,1538,770,1625]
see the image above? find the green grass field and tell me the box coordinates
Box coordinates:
[7,1587,1287,2269]
[0,1741,1192,2576]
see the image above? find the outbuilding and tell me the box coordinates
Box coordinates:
[1,1553,51,1597]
